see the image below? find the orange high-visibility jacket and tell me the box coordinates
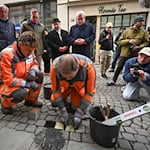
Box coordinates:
[50,54,96,103]
[0,42,38,95]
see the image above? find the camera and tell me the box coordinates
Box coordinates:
[129,43,136,51]
[131,63,143,77]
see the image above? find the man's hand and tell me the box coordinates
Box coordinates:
[129,39,136,44]
[27,70,37,81]
[74,38,86,45]
[138,70,146,81]
[132,46,141,52]
[130,68,146,80]
[58,107,69,125]
[25,81,38,91]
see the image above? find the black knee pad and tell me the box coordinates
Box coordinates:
[10,88,28,103]
[36,71,44,83]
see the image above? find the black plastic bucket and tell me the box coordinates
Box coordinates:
[43,83,52,100]
[89,106,120,148]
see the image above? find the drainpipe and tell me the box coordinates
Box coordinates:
[40,0,44,24]
[95,15,101,64]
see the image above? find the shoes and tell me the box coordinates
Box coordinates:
[107,80,116,86]
[109,68,114,72]
[101,73,108,79]
[1,106,14,115]
[24,101,43,108]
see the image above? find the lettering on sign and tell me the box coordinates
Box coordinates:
[98,4,127,14]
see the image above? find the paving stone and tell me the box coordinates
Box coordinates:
[39,113,47,120]
[135,128,149,136]
[7,121,19,129]
[46,115,56,121]
[29,108,41,120]
[130,123,141,128]
[11,116,22,122]
[25,124,36,133]
[118,139,132,149]
[67,141,114,150]
[124,127,137,134]
[21,111,30,117]
[134,134,149,144]
[81,133,94,143]
[122,133,136,141]
[85,126,90,134]
[0,120,9,128]
[70,132,81,142]
[133,142,147,150]
[0,127,34,150]
[145,144,150,150]
[35,126,46,134]
[0,114,5,119]
[27,119,36,125]
[3,115,14,121]
[19,116,28,123]
[61,130,69,140]
[35,119,46,127]
[13,110,22,116]
[75,125,85,133]
[15,123,27,131]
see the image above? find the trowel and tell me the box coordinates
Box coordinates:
[102,103,150,126]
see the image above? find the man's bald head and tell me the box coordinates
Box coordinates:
[58,54,79,74]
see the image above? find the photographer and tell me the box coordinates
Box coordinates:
[107,15,149,86]
[122,47,150,101]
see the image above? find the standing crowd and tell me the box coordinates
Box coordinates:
[0,4,150,129]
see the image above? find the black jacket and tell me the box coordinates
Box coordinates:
[45,29,69,60]
[68,22,95,58]
[98,30,113,51]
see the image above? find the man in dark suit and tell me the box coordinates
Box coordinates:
[45,18,69,60]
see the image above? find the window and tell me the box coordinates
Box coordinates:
[9,1,57,31]
[100,12,148,38]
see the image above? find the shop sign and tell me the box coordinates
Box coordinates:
[98,4,127,14]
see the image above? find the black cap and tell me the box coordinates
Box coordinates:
[134,16,144,24]
[52,18,61,23]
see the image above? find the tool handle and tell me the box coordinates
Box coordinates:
[105,103,111,120]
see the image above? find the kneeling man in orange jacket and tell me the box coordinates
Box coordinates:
[0,31,43,114]
[50,54,96,129]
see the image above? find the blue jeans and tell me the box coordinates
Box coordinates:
[123,79,150,100]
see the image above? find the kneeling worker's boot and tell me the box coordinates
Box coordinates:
[24,100,43,108]
[0,96,14,115]
[1,106,14,115]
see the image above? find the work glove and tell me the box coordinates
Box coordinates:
[27,69,37,81]
[73,108,83,129]
[58,107,69,126]
[25,81,38,91]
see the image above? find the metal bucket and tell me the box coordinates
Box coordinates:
[89,106,120,148]
[43,83,52,100]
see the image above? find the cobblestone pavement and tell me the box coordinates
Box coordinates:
[0,64,150,150]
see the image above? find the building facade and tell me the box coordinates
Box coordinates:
[1,0,57,30]
[1,0,150,62]
[57,0,150,62]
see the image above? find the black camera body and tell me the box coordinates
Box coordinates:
[129,43,136,51]
[131,63,143,77]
